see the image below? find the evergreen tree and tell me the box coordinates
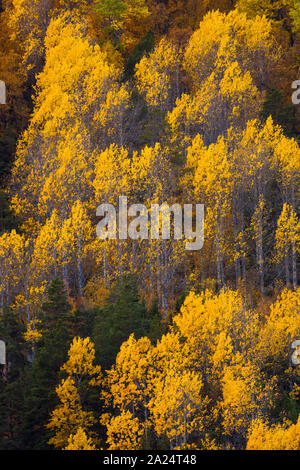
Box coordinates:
[93,275,151,369]
[0,309,28,449]
[260,88,297,138]
[21,279,74,449]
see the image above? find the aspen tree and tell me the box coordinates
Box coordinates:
[48,337,101,449]
[275,204,300,288]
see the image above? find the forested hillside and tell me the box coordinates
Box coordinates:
[0,0,299,450]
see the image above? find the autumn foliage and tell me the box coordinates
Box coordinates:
[0,0,299,451]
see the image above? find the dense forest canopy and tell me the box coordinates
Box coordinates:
[0,0,299,451]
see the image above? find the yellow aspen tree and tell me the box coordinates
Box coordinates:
[146,329,209,448]
[11,12,129,226]
[8,0,53,77]
[173,289,261,380]
[251,196,267,298]
[148,370,205,450]
[0,230,29,316]
[59,201,94,298]
[94,144,131,206]
[274,134,300,212]
[62,337,102,380]
[136,38,182,111]
[105,410,144,450]
[256,288,300,369]
[188,135,234,286]
[93,144,131,281]
[167,9,278,148]
[37,12,128,146]
[104,335,153,421]
[130,143,185,316]
[239,117,282,297]
[274,136,300,289]
[48,376,96,449]
[30,210,62,286]
[184,10,277,93]
[38,130,95,220]
[7,0,90,79]
[148,330,191,381]
[168,63,260,148]
[221,356,277,446]
[275,203,300,288]
[230,129,250,287]
[102,335,154,449]
[48,337,101,449]
[247,415,300,450]
[64,427,97,451]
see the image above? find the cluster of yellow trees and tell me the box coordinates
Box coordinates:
[0,0,299,450]
[0,7,298,319]
[47,287,300,450]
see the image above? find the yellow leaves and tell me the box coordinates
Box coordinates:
[48,337,101,449]
[167,93,193,144]
[30,210,61,283]
[274,134,300,192]
[247,415,300,450]
[58,200,94,270]
[239,117,282,185]
[64,428,97,451]
[24,318,43,344]
[3,1,300,450]
[9,0,51,45]
[7,1,89,76]
[275,203,300,262]
[212,332,234,372]
[166,8,278,147]
[103,330,207,449]
[184,9,276,90]
[257,288,300,364]
[192,135,233,207]
[48,375,96,449]
[11,11,129,229]
[105,334,153,412]
[38,131,94,217]
[106,410,144,450]
[175,289,247,351]
[173,288,264,398]
[102,335,153,449]
[94,144,131,204]
[0,230,29,311]
[149,331,191,382]
[136,38,181,109]
[219,62,260,119]
[100,287,300,449]
[62,337,102,379]
[168,62,259,148]
[222,358,277,437]
[35,12,127,138]
[149,370,205,449]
